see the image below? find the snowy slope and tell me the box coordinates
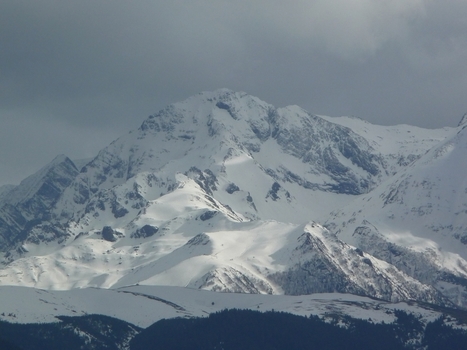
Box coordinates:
[325,125,467,307]
[318,115,452,156]
[1,196,445,306]
[0,285,451,329]
[0,89,464,312]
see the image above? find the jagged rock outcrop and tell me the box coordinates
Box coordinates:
[0,155,78,255]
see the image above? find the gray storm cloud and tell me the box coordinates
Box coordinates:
[1,0,466,185]
[231,0,427,57]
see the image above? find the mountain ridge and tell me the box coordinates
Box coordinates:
[0,89,465,311]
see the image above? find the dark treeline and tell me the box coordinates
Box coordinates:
[0,314,140,350]
[1,309,467,349]
[130,309,467,350]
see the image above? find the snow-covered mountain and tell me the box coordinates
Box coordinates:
[0,89,465,311]
[325,124,467,307]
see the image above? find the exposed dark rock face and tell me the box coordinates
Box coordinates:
[199,210,217,221]
[225,183,240,194]
[351,223,467,309]
[0,205,27,248]
[0,155,79,254]
[269,230,447,306]
[194,267,273,294]
[101,226,117,242]
[269,111,382,195]
[267,182,281,201]
[185,167,218,195]
[186,233,210,246]
[131,225,159,239]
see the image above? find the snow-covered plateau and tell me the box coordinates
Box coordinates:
[0,285,449,328]
[0,89,466,329]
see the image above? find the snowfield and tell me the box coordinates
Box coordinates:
[0,285,445,328]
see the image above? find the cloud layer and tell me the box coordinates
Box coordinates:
[1,0,467,184]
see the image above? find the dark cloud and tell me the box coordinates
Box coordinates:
[1,1,467,185]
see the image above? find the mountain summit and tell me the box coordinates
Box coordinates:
[0,89,465,309]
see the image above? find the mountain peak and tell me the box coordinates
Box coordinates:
[1,89,465,311]
[6,155,77,207]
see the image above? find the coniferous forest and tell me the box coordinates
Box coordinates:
[2,309,467,349]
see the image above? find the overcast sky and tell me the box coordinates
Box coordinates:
[1,1,467,186]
